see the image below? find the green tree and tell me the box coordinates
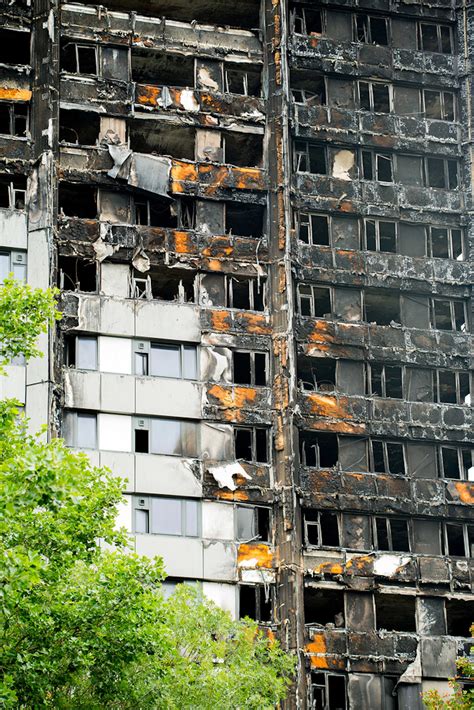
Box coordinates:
[0,278,295,708]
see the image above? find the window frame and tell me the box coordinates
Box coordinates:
[297,212,331,246]
[0,249,27,282]
[427,225,464,260]
[62,41,99,76]
[369,439,406,475]
[303,510,341,549]
[424,157,458,190]
[64,410,98,450]
[134,416,198,457]
[297,283,332,318]
[418,22,453,55]
[368,362,403,399]
[232,349,268,386]
[133,340,198,381]
[238,584,273,623]
[358,81,392,113]
[0,102,29,137]
[373,516,411,552]
[132,495,201,538]
[294,140,327,175]
[233,425,270,464]
[434,369,471,406]
[423,89,456,121]
[225,275,266,312]
[292,6,325,36]
[310,672,348,710]
[443,522,474,558]
[0,177,27,210]
[360,150,394,183]
[363,218,398,253]
[430,298,468,332]
[438,445,473,480]
[236,504,271,543]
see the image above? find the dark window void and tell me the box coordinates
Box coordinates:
[291,71,326,106]
[429,227,463,260]
[297,356,336,392]
[224,132,263,168]
[295,141,327,174]
[135,428,149,454]
[129,123,195,161]
[298,213,329,246]
[131,50,194,87]
[0,175,27,210]
[61,40,97,74]
[359,82,391,113]
[304,510,340,548]
[365,220,396,253]
[300,431,338,468]
[0,103,28,137]
[431,299,467,332]
[59,109,100,146]
[58,183,97,219]
[225,202,265,238]
[131,266,195,303]
[419,23,452,54]
[376,595,416,632]
[292,6,323,35]
[233,350,267,386]
[361,151,393,182]
[135,195,178,228]
[375,518,410,552]
[440,447,472,480]
[311,673,347,710]
[234,426,269,464]
[356,14,389,46]
[365,291,400,325]
[370,364,403,399]
[304,588,344,627]
[298,284,331,318]
[227,276,265,311]
[58,256,97,293]
[371,440,405,476]
[236,505,271,543]
[425,158,458,189]
[239,585,272,622]
[225,64,261,97]
[436,370,471,405]
[445,524,466,557]
[0,29,30,65]
[446,600,474,636]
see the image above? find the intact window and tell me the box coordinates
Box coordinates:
[134,417,198,457]
[428,227,463,260]
[233,350,267,386]
[298,213,330,246]
[430,299,467,332]
[140,342,198,380]
[361,150,393,182]
[64,411,97,449]
[297,284,332,318]
[364,219,396,253]
[234,426,269,464]
[66,335,98,370]
[133,496,200,537]
[236,505,271,543]
[369,363,403,399]
[303,510,340,548]
[370,440,406,475]
[418,23,453,54]
[0,250,26,282]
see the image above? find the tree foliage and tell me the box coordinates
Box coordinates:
[0,281,295,708]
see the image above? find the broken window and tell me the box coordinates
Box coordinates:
[418,23,453,54]
[423,90,455,121]
[61,40,98,75]
[232,350,267,386]
[300,431,338,468]
[224,64,261,97]
[0,175,26,210]
[294,141,327,175]
[132,50,195,88]
[0,102,28,138]
[223,132,263,168]
[64,411,97,449]
[364,291,400,325]
[134,417,198,457]
[0,250,26,283]
[369,363,403,399]
[424,158,458,189]
[364,219,397,253]
[129,123,195,161]
[58,256,97,293]
[444,523,474,558]
[239,585,272,623]
[428,226,464,260]
[292,6,324,36]
[438,446,473,480]
[376,594,416,632]
[0,29,30,65]
[225,202,265,238]
[435,370,471,406]
[361,151,393,182]
[355,14,389,46]
[298,213,330,246]
[134,195,178,228]
[304,587,344,627]
[291,72,326,106]
[370,440,406,475]
[58,183,97,219]
[297,284,332,318]
[430,298,468,332]
[226,276,265,311]
[133,495,200,537]
[359,82,391,113]
[234,426,269,464]
[65,335,98,371]
[133,341,197,380]
[297,356,336,392]
[303,510,340,548]
[59,109,100,146]
[310,673,347,710]
[374,517,410,552]
[131,266,196,303]
[236,505,271,543]
[446,600,474,636]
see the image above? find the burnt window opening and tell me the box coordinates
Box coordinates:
[131,50,194,88]
[226,276,265,311]
[58,183,97,219]
[224,64,261,97]
[236,505,271,543]
[310,673,347,710]
[59,109,100,146]
[58,256,97,293]
[369,363,403,399]
[223,132,263,168]
[300,431,338,469]
[233,350,267,386]
[375,517,410,553]
[430,299,468,332]
[0,175,26,210]
[364,219,396,253]
[297,284,332,318]
[0,103,28,138]
[418,23,453,55]
[355,14,389,46]
[234,426,269,464]
[294,141,327,175]
[423,90,455,121]
[0,29,30,65]
[64,334,98,370]
[304,510,340,548]
[298,213,330,246]
[425,158,458,190]
[134,195,179,228]
[291,72,326,106]
[131,266,196,303]
[364,291,400,326]
[177,198,196,230]
[297,356,336,393]
[225,202,265,238]
[359,82,391,113]
[129,123,195,161]
[428,227,464,260]
[376,594,416,632]
[435,370,471,406]
[239,585,272,623]
[370,440,406,476]
[105,0,259,29]
[304,588,344,628]
[361,150,393,182]
[61,40,98,75]
[444,523,472,558]
[439,446,473,480]
[446,600,474,637]
[292,6,323,36]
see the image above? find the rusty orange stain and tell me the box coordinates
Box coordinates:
[345,555,374,573]
[0,88,32,102]
[210,310,232,332]
[135,84,161,106]
[234,166,265,190]
[238,543,274,569]
[173,230,195,254]
[171,160,198,188]
[306,393,353,420]
[305,635,344,670]
[305,635,326,656]
[202,239,233,258]
[208,384,258,410]
[453,482,474,504]
[309,420,366,435]
[237,312,272,334]
[313,561,344,575]
[215,489,249,502]
[339,200,353,213]
[204,258,223,272]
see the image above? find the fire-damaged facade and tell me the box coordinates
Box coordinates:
[1,0,473,706]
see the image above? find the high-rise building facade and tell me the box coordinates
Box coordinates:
[1,0,473,706]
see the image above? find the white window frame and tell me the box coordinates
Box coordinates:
[358,81,392,113]
[370,439,406,475]
[133,495,201,538]
[427,226,464,260]
[363,218,397,252]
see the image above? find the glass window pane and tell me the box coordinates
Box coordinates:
[0,252,10,282]
[135,509,149,533]
[431,228,449,258]
[424,91,442,119]
[440,26,452,54]
[365,221,376,250]
[183,345,197,380]
[152,498,182,535]
[185,500,199,537]
[76,336,97,370]
[76,413,96,449]
[433,300,452,330]
[151,418,181,455]
[237,506,256,540]
[444,92,454,121]
[12,263,26,281]
[135,352,148,376]
[451,230,463,260]
[421,24,439,52]
[150,344,181,378]
[427,158,445,188]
